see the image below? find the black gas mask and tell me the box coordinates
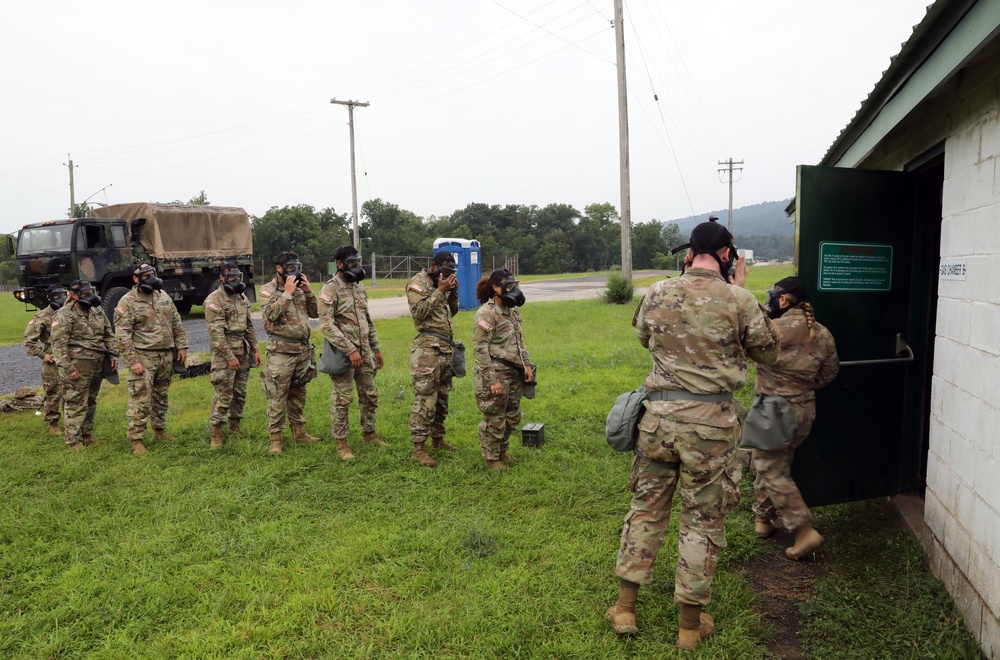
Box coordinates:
[500,279,525,308]
[765,288,785,319]
[75,285,102,311]
[431,261,457,285]
[340,255,366,283]
[48,289,67,311]
[136,265,163,293]
[281,260,302,281]
[223,270,246,295]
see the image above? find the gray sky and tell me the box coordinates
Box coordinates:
[0,1,931,235]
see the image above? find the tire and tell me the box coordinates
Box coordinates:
[102,286,130,329]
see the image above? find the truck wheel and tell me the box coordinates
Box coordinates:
[175,299,193,317]
[102,287,130,328]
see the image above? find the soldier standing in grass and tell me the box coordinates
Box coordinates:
[50,280,118,451]
[259,251,320,455]
[606,219,780,650]
[115,264,188,456]
[752,277,839,559]
[406,250,460,468]
[472,268,533,471]
[317,245,385,461]
[24,284,68,435]
[204,263,261,449]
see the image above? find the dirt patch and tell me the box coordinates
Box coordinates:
[738,529,828,659]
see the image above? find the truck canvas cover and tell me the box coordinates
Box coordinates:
[92,202,253,259]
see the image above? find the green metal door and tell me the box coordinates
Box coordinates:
[791,165,919,506]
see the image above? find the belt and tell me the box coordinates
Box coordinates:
[135,347,173,353]
[419,331,454,344]
[646,390,733,403]
[269,334,310,345]
[491,356,524,371]
[224,330,247,338]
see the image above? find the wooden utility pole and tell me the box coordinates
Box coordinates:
[64,154,76,217]
[717,158,744,233]
[614,0,632,282]
[330,98,370,249]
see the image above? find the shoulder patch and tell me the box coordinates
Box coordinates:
[410,283,424,293]
[477,319,492,331]
[51,319,60,328]
[260,289,272,297]
[207,302,220,312]
[319,292,332,303]
[115,305,126,315]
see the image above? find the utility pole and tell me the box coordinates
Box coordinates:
[717,158,744,233]
[330,98,370,250]
[614,0,632,282]
[64,154,76,217]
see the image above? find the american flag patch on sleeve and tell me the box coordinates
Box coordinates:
[115,306,126,315]
[207,303,220,312]
[260,289,272,297]
[319,292,332,303]
[51,320,60,328]
[410,283,424,293]
[477,319,492,331]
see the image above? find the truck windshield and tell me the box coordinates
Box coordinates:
[17,225,74,256]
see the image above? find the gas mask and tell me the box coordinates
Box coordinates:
[223,270,246,295]
[136,265,163,293]
[281,261,302,283]
[48,291,67,311]
[340,255,366,283]
[500,279,525,308]
[765,288,786,319]
[430,262,456,286]
[75,285,102,311]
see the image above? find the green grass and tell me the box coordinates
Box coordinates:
[0,297,980,657]
[0,294,41,347]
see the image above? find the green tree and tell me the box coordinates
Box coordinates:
[70,202,92,218]
[252,205,350,281]
[188,190,210,205]
[576,203,620,271]
[361,198,428,256]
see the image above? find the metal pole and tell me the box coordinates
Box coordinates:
[330,99,370,251]
[614,0,632,282]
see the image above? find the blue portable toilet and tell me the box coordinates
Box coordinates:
[433,237,481,311]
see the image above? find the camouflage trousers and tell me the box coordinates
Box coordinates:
[209,350,251,426]
[474,367,523,461]
[41,359,62,425]
[261,350,314,433]
[408,344,453,444]
[61,359,102,446]
[329,360,378,440]
[615,413,742,606]
[126,348,173,441]
[752,398,816,531]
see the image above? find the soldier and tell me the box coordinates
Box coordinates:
[606,219,781,650]
[24,284,68,435]
[115,263,188,456]
[317,245,384,461]
[50,280,118,451]
[753,277,840,559]
[204,263,261,449]
[259,251,320,455]
[406,250,460,468]
[471,268,533,471]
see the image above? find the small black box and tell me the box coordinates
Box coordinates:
[521,422,545,447]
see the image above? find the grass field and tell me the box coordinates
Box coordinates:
[0,288,982,657]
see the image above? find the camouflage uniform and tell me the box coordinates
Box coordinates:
[204,285,258,426]
[472,300,531,461]
[751,307,839,531]
[115,288,188,442]
[615,267,780,605]
[406,269,459,445]
[23,306,62,426]
[50,301,117,447]
[318,276,380,440]
[259,278,317,433]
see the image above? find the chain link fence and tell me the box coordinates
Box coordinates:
[368,253,518,287]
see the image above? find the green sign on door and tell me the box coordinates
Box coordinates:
[817,242,893,292]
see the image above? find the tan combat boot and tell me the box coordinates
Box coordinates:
[82,435,106,446]
[48,421,61,436]
[268,432,283,455]
[210,424,224,449]
[432,437,458,451]
[411,442,437,468]
[336,439,355,461]
[786,524,824,560]
[363,431,388,447]
[153,428,175,442]
[291,424,321,443]
[676,605,715,650]
[484,458,508,471]
[131,440,148,456]
[754,516,775,539]
[605,582,639,634]
[228,419,242,434]
[499,450,518,464]
[67,441,84,453]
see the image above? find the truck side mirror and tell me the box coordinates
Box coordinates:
[4,234,13,259]
[130,218,146,248]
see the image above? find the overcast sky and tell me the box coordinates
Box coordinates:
[0,1,931,236]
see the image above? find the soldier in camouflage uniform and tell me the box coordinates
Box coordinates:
[318,245,384,461]
[24,284,68,435]
[205,263,261,449]
[259,251,320,455]
[115,264,188,456]
[50,280,118,451]
[406,251,460,468]
[606,219,781,650]
[752,277,839,560]
[472,268,533,471]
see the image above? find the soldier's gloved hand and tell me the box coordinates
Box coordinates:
[131,362,145,376]
[348,351,363,368]
[228,357,241,370]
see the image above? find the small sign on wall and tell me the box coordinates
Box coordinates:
[818,242,893,292]
[939,258,967,281]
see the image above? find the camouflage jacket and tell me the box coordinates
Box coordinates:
[634,267,780,427]
[407,268,458,351]
[23,306,57,358]
[755,306,839,399]
[51,301,117,369]
[204,286,257,362]
[472,301,531,386]
[259,277,318,354]
[317,276,380,360]
[115,288,188,366]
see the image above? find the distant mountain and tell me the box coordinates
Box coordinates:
[664,199,794,238]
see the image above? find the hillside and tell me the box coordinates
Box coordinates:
[666,199,794,238]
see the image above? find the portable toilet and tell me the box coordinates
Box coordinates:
[433,237,481,311]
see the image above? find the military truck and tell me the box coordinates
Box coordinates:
[11,202,256,319]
